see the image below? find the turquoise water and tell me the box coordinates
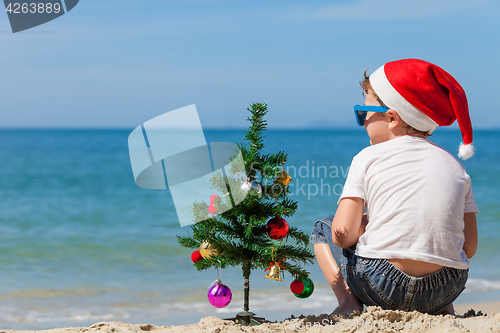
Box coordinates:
[0,129,499,329]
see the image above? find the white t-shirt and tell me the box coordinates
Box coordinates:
[339,136,478,269]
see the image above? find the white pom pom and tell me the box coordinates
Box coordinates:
[458,143,474,160]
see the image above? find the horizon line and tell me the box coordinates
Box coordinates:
[0,126,497,131]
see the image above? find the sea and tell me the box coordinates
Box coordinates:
[0,128,499,330]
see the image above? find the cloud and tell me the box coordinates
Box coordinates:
[278,0,495,21]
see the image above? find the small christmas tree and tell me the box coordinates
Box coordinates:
[177,103,314,325]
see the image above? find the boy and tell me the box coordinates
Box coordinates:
[310,59,478,316]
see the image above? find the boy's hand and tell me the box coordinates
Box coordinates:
[360,213,368,235]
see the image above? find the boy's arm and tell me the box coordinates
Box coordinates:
[332,197,365,249]
[463,212,478,259]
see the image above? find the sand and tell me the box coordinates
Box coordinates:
[3,302,500,333]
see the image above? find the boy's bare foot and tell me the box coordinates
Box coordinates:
[440,303,455,315]
[331,293,364,317]
[314,244,364,317]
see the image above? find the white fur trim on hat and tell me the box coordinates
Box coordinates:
[370,65,438,134]
[458,143,475,160]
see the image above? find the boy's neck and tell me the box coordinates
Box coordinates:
[391,126,428,140]
[374,132,427,146]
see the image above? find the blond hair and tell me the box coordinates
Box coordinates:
[360,70,432,137]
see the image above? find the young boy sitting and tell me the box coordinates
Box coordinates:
[310,58,478,316]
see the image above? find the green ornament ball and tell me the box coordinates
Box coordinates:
[293,276,314,299]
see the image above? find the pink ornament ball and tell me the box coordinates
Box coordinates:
[191,250,203,263]
[290,279,304,294]
[207,283,232,308]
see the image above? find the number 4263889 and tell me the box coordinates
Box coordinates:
[5,2,62,14]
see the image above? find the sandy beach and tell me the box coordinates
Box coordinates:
[3,301,499,333]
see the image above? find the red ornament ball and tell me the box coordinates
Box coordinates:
[265,217,289,240]
[290,279,304,294]
[191,250,203,263]
[293,276,314,299]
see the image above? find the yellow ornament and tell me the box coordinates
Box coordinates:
[199,241,220,259]
[275,171,292,186]
[263,262,283,281]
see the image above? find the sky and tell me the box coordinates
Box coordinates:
[1,0,500,129]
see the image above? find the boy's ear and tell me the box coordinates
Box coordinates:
[386,109,402,130]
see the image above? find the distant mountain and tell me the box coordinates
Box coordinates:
[304,118,357,129]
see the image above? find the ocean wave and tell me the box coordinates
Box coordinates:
[464,278,500,292]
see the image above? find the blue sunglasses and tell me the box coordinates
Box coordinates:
[353,105,390,126]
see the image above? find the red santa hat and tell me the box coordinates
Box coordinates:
[369,59,474,160]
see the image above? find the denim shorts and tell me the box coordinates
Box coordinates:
[310,215,468,314]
